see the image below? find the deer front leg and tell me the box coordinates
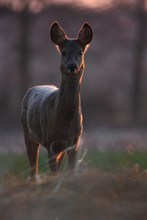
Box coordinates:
[48,142,65,172]
[67,137,80,170]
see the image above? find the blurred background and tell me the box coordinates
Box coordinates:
[0,0,147,152]
[0,3,147,219]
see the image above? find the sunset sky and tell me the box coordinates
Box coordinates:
[52,0,147,10]
[0,0,146,12]
[0,0,114,12]
[53,0,114,8]
[52,0,137,7]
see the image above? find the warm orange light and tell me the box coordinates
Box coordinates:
[75,0,113,9]
[56,151,63,162]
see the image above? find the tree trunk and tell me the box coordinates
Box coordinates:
[19,9,30,97]
[132,0,146,124]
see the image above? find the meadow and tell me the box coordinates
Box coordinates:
[1,150,147,176]
[0,149,147,220]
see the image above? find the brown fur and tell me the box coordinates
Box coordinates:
[20,22,93,177]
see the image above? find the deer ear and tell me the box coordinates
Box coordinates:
[77,23,93,45]
[50,22,67,45]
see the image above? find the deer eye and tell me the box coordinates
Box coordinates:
[79,51,83,56]
[62,51,67,56]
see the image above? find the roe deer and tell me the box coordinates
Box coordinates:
[20,22,93,177]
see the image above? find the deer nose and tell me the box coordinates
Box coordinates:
[67,64,77,73]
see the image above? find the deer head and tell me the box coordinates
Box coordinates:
[50,22,93,79]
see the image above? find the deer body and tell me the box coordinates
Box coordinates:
[21,22,93,176]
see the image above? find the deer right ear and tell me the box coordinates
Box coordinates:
[50,22,67,45]
[78,23,93,46]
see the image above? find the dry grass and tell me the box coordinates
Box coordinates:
[0,165,147,220]
[1,132,147,220]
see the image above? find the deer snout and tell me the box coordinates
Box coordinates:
[67,64,78,74]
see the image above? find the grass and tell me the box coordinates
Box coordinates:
[1,150,147,177]
[1,150,147,220]
[85,150,147,170]
[0,152,49,178]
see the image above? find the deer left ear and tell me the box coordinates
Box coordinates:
[77,23,93,46]
[50,22,67,45]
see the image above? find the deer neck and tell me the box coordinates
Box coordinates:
[56,67,83,121]
[60,78,81,102]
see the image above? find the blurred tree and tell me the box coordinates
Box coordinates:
[0,1,31,97]
[19,8,30,97]
[132,0,146,124]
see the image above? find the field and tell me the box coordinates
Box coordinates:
[0,148,147,220]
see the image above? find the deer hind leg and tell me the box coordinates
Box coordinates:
[25,136,40,177]
[21,110,40,177]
